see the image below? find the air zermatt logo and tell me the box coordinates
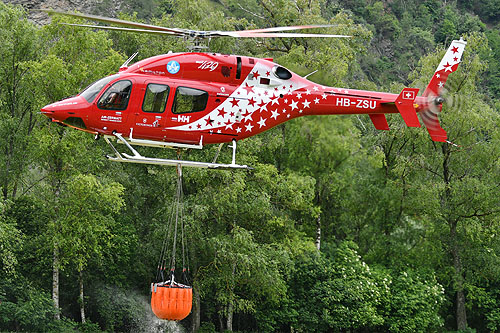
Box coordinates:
[167,60,180,74]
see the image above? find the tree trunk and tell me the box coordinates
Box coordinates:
[315,214,321,250]
[456,288,467,330]
[442,144,467,330]
[190,288,201,332]
[52,245,60,320]
[79,269,86,324]
[226,262,237,331]
[217,307,224,332]
[226,302,234,332]
[451,221,467,330]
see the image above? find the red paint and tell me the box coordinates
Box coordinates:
[41,39,466,145]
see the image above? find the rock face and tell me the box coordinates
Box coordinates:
[3,0,121,25]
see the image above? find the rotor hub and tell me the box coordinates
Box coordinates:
[434,96,445,105]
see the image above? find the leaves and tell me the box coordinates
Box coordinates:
[0,0,499,331]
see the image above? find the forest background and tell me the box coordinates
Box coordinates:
[0,0,499,332]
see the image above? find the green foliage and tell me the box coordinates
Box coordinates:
[198,321,217,332]
[385,270,445,332]
[0,2,40,199]
[0,200,21,276]
[0,1,499,332]
[51,174,125,272]
[197,227,287,317]
[0,277,77,332]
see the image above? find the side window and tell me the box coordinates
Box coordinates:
[172,87,208,114]
[142,84,169,113]
[97,80,132,110]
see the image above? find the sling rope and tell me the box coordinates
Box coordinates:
[156,157,189,285]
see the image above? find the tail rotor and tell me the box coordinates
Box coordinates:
[420,38,467,142]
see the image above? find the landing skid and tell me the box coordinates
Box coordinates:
[104,133,250,170]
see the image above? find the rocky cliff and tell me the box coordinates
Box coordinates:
[2,0,123,25]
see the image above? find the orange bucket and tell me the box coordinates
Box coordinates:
[151,282,193,321]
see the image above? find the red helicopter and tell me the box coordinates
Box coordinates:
[40,10,467,169]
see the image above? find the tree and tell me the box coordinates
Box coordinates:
[55,174,124,323]
[197,227,287,331]
[289,242,386,332]
[362,32,500,330]
[27,15,124,321]
[0,3,40,200]
[0,200,21,276]
[384,269,445,332]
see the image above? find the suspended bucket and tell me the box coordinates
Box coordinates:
[151,281,192,321]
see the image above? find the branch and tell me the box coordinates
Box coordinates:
[459,210,500,220]
[237,4,265,20]
[20,174,49,196]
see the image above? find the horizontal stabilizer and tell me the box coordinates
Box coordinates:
[369,114,389,130]
[395,88,420,127]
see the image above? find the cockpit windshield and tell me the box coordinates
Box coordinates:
[80,74,120,103]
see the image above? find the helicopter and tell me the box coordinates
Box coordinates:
[40,10,467,169]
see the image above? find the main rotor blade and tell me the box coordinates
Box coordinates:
[42,9,186,35]
[62,23,350,39]
[231,24,337,33]
[215,31,351,38]
[62,23,184,37]
[43,9,351,39]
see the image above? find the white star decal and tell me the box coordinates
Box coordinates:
[305,89,311,95]
[299,109,303,113]
[271,109,279,120]
[282,108,287,114]
[244,112,253,122]
[236,127,242,133]
[245,123,254,132]
[314,98,320,104]
[290,100,298,111]
[313,86,319,91]
[284,99,288,104]
[321,94,327,100]
[438,81,444,88]
[287,114,290,118]
[257,117,267,128]
[271,96,280,105]
[302,100,311,109]
[296,93,302,99]
[436,73,441,78]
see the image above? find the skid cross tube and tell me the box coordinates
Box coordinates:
[104,133,251,169]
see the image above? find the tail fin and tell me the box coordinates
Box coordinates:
[395,88,420,127]
[421,38,467,142]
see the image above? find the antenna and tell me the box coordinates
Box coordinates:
[120,52,139,70]
[304,70,318,79]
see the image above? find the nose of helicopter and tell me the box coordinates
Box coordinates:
[41,95,91,130]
